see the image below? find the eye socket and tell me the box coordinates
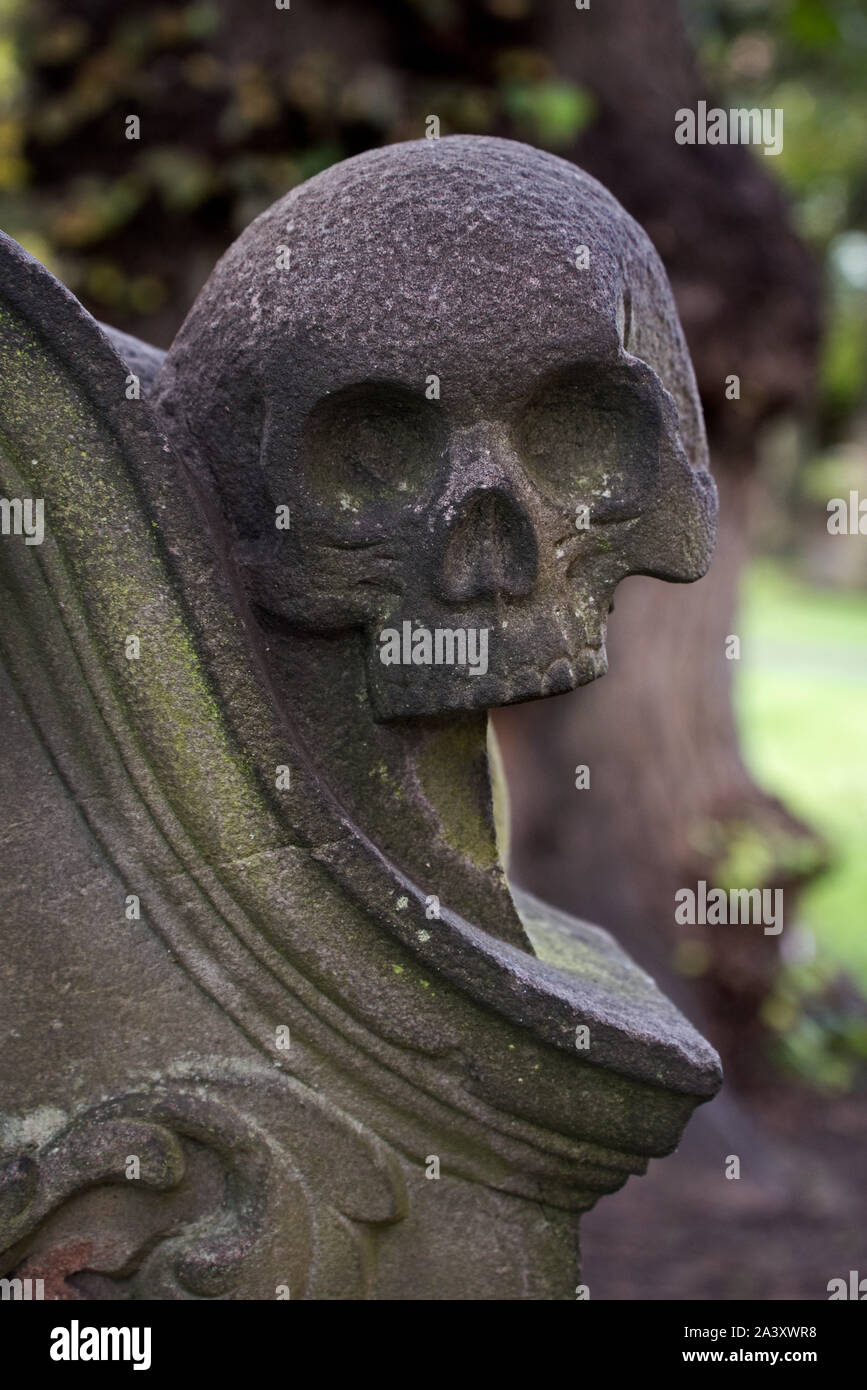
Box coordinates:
[513,364,662,522]
[302,383,444,512]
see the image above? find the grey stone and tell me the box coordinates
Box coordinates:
[0,136,720,1300]
[97,320,166,394]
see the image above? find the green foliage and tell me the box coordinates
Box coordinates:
[735,559,867,1087]
[0,1,590,342]
[736,561,867,983]
[501,79,594,149]
[689,0,867,422]
[763,957,867,1091]
[1,0,862,437]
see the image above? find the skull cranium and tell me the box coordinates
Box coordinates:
[156,136,716,721]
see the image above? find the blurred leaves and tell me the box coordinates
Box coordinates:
[51,175,145,247]
[690,0,867,424]
[763,954,867,1091]
[0,0,864,433]
[689,815,828,892]
[501,78,594,149]
[0,0,599,339]
[139,146,214,211]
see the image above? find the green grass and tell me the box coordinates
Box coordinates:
[735,560,867,984]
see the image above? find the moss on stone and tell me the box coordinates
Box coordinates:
[415,718,498,870]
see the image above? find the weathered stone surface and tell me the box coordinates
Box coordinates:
[0,137,720,1299]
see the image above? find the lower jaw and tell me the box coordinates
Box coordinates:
[371,646,607,721]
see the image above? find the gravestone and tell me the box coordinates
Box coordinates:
[0,136,720,1300]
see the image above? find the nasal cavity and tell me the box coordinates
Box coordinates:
[438,490,538,603]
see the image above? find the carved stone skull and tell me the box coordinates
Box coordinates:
[156,136,716,720]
